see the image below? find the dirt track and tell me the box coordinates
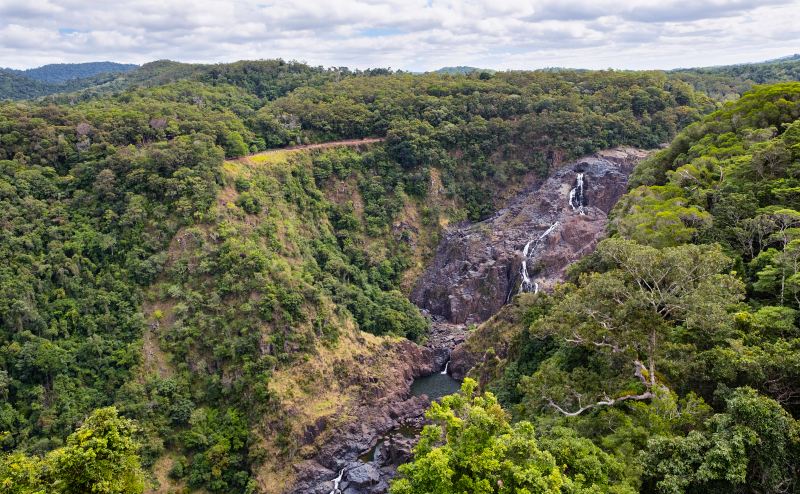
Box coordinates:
[240,137,384,159]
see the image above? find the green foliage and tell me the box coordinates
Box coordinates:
[642,387,800,493]
[182,408,251,493]
[391,379,635,494]
[0,407,145,494]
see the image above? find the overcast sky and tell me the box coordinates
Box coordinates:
[1,0,799,71]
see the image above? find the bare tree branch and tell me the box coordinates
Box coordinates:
[546,391,654,417]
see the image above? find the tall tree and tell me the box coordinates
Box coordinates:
[526,238,743,416]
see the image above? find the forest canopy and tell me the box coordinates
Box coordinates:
[2,58,800,493]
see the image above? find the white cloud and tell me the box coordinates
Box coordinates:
[0,0,798,71]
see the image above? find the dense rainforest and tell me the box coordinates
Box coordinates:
[0,57,799,493]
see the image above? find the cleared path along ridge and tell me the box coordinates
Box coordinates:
[237,137,384,160]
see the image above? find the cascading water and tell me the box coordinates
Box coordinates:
[441,360,449,375]
[569,173,586,215]
[329,468,345,494]
[517,221,560,295]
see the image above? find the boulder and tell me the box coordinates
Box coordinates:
[346,463,381,488]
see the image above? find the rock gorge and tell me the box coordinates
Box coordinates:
[411,147,648,326]
[298,147,649,493]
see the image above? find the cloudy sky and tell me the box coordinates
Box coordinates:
[1,0,799,71]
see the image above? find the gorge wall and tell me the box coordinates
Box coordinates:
[411,147,649,326]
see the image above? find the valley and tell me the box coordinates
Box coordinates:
[2,56,800,494]
[291,146,650,493]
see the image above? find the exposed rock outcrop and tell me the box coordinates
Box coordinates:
[448,342,480,381]
[289,340,434,494]
[411,147,649,325]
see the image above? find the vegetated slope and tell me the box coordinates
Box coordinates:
[139,145,445,492]
[10,62,138,83]
[265,69,713,220]
[673,55,800,101]
[0,62,138,100]
[420,83,800,493]
[0,63,725,493]
[0,70,54,100]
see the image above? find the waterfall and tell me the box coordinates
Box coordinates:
[329,468,345,494]
[569,173,586,215]
[441,360,449,375]
[518,221,559,294]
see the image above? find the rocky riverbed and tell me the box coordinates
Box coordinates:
[289,321,466,494]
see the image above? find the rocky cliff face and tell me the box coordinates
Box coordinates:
[411,147,649,325]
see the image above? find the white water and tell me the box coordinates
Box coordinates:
[441,360,450,375]
[329,468,345,494]
[518,221,559,294]
[569,173,586,215]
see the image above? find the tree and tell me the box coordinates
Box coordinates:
[0,407,144,494]
[0,452,45,494]
[528,239,743,416]
[613,185,711,248]
[48,407,145,494]
[223,131,249,158]
[391,379,634,494]
[642,387,800,494]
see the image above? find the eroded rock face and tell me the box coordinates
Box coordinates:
[448,342,480,381]
[289,340,435,494]
[411,147,649,325]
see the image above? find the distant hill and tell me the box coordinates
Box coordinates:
[434,66,495,75]
[671,54,800,100]
[764,53,800,63]
[8,61,138,83]
[2,55,798,102]
[0,61,139,100]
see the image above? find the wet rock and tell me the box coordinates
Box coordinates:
[346,463,381,488]
[448,342,479,381]
[423,319,468,370]
[411,147,648,325]
[384,434,416,465]
[291,462,338,494]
